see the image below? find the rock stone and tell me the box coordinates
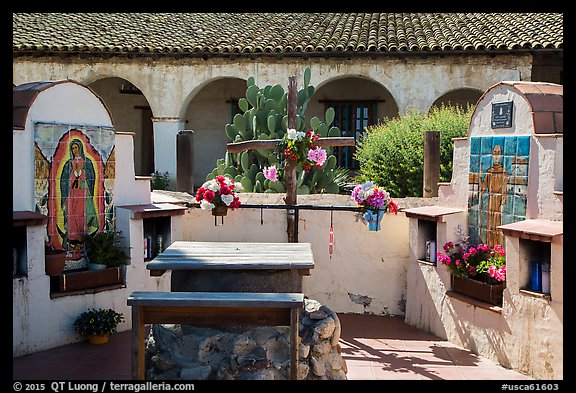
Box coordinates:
[297,362,310,380]
[144,298,347,380]
[304,299,323,313]
[311,341,332,356]
[314,317,335,339]
[309,310,329,319]
[235,348,269,372]
[330,312,342,346]
[264,336,289,363]
[180,365,211,380]
[309,356,326,377]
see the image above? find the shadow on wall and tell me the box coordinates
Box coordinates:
[445,290,513,368]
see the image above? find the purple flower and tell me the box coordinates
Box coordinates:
[351,184,364,204]
[263,166,278,182]
[367,192,386,208]
[307,146,327,166]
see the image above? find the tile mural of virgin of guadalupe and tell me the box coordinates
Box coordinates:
[35,124,115,270]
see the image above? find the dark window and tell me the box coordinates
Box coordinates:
[324,101,377,169]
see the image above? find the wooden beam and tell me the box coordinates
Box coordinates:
[226,136,355,153]
[290,308,300,380]
[286,77,298,243]
[423,130,440,198]
[131,306,145,380]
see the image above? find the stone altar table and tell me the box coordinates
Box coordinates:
[146,241,315,293]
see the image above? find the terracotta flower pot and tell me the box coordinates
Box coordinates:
[88,334,109,345]
[45,250,66,276]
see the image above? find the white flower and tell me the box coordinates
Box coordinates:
[206,181,220,192]
[286,128,298,140]
[286,129,306,141]
[235,183,243,192]
[223,177,233,186]
[221,194,235,206]
[200,200,215,210]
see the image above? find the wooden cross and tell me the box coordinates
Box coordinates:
[227,76,356,242]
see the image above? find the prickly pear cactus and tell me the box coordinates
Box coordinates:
[206,67,343,194]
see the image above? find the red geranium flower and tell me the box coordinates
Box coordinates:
[203,189,215,203]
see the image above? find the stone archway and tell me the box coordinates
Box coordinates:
[430,87,483,112]
[89,77,155,176]
[305,75,399,170]
[183,77,247,188]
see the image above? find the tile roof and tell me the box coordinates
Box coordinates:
[13,13,563,57]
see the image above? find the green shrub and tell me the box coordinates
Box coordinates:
[150,171,170,190]
[355,104,472,197]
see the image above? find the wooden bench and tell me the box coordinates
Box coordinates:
[127,291,305,380]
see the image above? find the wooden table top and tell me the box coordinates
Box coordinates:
[146,241,315,272]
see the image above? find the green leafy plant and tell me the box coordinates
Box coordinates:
[150,171,170,190]
[83,231,130,267]
[73,308,124,337]
[355,104,472,197]
[332,166,353,195]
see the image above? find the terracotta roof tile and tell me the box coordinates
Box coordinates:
[512,82,563,134]
[13,13,562,57]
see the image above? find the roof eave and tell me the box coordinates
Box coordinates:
[12,47,563,60]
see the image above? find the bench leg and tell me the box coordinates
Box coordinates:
[131,306,145,380]
[290,307,300,380]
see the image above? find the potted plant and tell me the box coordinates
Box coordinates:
[44,240,66,276]
[437,237,507,305]
[351,181,399,231]
[195,175,242,216]
[73,308,124,344]
[83,230,130,269]
[57,231,129,292]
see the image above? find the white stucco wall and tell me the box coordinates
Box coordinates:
[13,81,171,357]
[112,133,152,207]
[179,193,436,316]
[404,82,563,379]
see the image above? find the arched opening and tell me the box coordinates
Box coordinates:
[89,77,154,176]
[305,76,399,170]
[430,88,483,112]
[183,77,247,188]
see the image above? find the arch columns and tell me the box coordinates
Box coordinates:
[152,117,186,188]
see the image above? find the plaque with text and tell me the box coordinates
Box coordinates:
[491,101,513,129]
